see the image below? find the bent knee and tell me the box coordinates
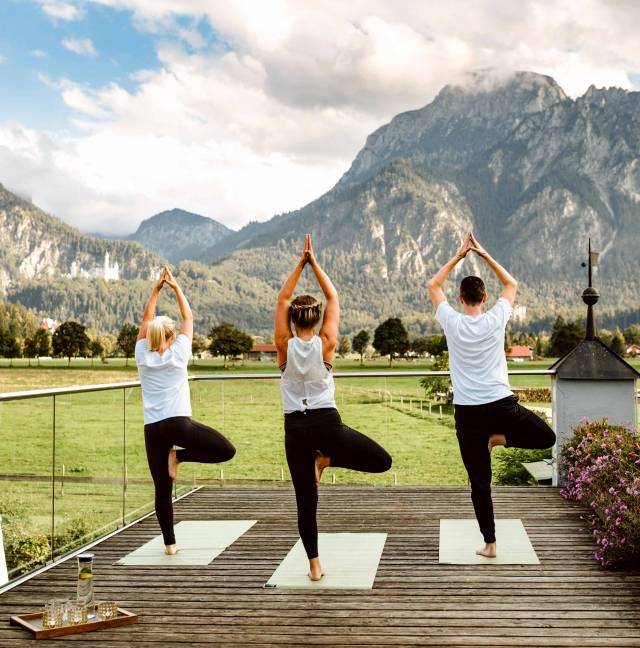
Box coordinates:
[543,429,557,448]
[373,450,392,473]
[222,441,236,462]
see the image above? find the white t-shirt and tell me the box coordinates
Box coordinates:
[280,335,336,414]
[135,333,192,425]
[435,298,513,406]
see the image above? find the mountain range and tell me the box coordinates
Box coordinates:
[1,70,638,335]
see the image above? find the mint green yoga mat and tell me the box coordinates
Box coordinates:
[266,532,387,589]
[439,519,540,565]
[117,520,256,566]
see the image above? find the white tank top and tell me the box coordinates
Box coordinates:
[280,335,336,414]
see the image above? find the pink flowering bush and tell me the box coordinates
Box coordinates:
[560,419,640,568]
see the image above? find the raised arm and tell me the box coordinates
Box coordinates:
[163,266,194,340]
[307,235,339,352]
[468,232,518,306]
[274,239,308,359]
[137,270,166,340]
[427,233,472,309]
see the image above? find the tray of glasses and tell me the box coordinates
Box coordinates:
[10,605,138,639]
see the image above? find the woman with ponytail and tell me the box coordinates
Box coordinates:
[275,234,392,580]
[135,266,235,555]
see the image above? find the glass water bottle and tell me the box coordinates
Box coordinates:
[76,553,95,606]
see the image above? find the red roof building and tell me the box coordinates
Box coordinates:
[248,343,278,361]
[506,345,534,361]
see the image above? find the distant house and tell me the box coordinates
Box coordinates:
[248,343,278,362]
[506,345,534,361]
[626,344,640,358]
[40,317,59,333]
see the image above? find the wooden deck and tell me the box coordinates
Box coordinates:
[1,486,639,647]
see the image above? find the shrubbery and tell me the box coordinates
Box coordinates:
[511,387,551,403]
[493,447,552,485]
[560,419,640,568]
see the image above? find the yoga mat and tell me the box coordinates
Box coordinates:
[117,520,256,566]
[439,519,540,565]
[266,532,387,589]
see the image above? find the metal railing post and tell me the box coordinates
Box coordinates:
[122,387,126,527]
[50,395,56,563]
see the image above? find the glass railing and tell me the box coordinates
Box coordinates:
[0,369,554,586]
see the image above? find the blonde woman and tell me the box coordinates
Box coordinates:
[135,266,235,555]
[275,235,392,581]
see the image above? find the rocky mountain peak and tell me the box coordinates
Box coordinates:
[130,208,232,263]
[338,70,567,187]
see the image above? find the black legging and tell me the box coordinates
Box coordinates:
[144,416,236,545]
[454,395,556,543]
[284,407,392,559]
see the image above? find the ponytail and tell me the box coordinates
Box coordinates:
[146,316,176,352]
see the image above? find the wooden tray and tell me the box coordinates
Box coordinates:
[10,607,138,639]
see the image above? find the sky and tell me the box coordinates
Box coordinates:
[0,0,639,236]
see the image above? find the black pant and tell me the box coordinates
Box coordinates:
[454,395,556,544]
[144,416,236,545]
[284,407,392,559]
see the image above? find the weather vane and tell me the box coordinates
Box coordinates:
[580,238,600,340]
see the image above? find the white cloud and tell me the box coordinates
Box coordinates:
[0,55,6,65]
[40,1,82,21]
[62,37,97,57]
[30,50,48,58]
[3,0,640,236]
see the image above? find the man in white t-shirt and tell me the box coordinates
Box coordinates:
[427,232,555,558]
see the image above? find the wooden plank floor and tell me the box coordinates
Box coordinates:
[1,486,639,647]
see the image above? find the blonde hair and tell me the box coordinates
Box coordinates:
[146,316,176,352]
[289,295,322,330]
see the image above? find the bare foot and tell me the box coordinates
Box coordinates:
[308,557,325,581]
[315,453,330,488]
[165,544,180,555]
[476,542,497,558]
[487,434,506,453]
[168,448,180,481]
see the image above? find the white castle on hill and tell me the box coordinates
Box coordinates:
[69,251,120,281]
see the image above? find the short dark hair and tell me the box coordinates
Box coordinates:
[460,276,486,305]
[289,295,322,329]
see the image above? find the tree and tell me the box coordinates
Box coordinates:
[52,321,90,367]
[209,322,253,368]
[420,352,451,401]
[598,328,613,348]
[352,330,370,366]
[89,338,104,367]
[373,317,409,366]
[0,332,21,366]
[549,316,583,358]
[97,333,117,359]
[117,323,139,367]
[623,325,640,345]
[191,332,208,365]
[534,335,549,358]
[411,336,429,357]
[337,335,351,357]
[610,327,626,356]
[425,334,447,357]
[33,328,51,357]
[23,336,37,366]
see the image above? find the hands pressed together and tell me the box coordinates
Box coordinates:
[155,265,179,292]
[455,231,488,261]
[299,233,318,268]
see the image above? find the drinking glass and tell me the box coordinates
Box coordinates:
[42,602,58,629]
[97,601,117,621]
